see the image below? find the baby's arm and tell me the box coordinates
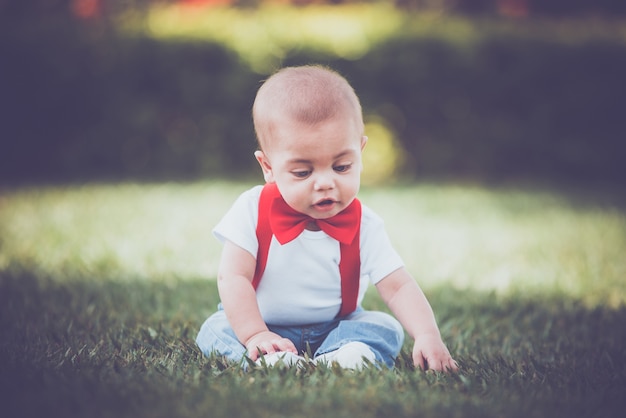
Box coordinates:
[217,240,297,360]
[376,267,458,372]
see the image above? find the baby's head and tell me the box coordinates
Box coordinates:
[252,65,364,154]
[252,65,367,220]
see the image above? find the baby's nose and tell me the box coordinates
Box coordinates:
[313,172,335,191]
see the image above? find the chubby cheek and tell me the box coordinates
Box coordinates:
[344,174,361,196]
[275,179,305,204]
[284,190,311,213]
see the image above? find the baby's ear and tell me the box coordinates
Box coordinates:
[254,150,275,183]
[361,135,368,151]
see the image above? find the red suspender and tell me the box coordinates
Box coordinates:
[337,238,361,317]
[252,184,273,290]
[252,183,361,317]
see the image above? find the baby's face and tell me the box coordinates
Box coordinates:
[255,114,366,220]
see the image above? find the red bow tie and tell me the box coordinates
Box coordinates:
[267,188,361,246]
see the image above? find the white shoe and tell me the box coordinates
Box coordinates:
[314,342,376,370]
[255,352,305,368]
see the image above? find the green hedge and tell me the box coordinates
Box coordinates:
[1,21,259,182]
[325,36,626,182]
[2,15,625,185]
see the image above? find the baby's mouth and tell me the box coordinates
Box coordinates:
[315,199,335,207]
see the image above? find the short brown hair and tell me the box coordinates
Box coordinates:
[252,65,364,149]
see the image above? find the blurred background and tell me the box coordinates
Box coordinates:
[1,0,626,187]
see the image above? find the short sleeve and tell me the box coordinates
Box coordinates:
[359,205,405,284]
[212,185,262,258]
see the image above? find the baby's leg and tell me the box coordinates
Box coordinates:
[196,310,307,368]
[315,310,404,369]
[196,309,247,363]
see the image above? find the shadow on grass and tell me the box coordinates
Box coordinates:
[1,270,625,417]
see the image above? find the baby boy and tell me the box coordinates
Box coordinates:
[196,65,457,372]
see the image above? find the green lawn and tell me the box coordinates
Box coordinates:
[1,181,625,417]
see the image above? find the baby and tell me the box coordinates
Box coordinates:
[196,65,457,371]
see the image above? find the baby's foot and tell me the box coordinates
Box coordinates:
[314,342,376,370]
[255,351,305,368]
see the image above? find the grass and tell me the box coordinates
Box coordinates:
[1,180,626,417]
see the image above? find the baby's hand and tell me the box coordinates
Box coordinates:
[245,331,298,361]
[413,333,458,372]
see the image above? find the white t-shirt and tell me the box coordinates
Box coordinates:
[213,185,404,326]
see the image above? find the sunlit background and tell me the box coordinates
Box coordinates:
[1,0,625,306]
[2,182,625,308]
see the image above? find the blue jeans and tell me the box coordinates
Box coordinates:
[196,306,405,368]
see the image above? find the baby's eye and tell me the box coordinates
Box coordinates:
[334,164,352,173]
[292,170,311,178]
